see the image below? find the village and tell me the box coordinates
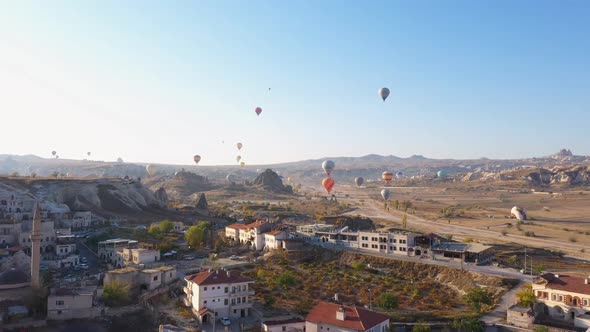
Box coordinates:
[0,184,588,332]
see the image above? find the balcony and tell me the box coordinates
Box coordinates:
[230,290,255,296]
[230,301,253,309]
[183,286,191,295]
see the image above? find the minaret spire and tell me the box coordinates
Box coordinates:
[30,204,42,288]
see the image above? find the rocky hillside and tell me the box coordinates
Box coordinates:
[458,164,590,187]
[252,169,293,193]
[0,176,170,218]
[144,170,213,202]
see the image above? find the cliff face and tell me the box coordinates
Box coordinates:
[0,177,167,216]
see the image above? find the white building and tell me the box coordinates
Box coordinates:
[47,286,98,320]
[98,238,138,266]
[357,231,416,256]
[306,301,390,332]
[225,221,272,251]
[121,248,161,266]
[532,273,590,328]
[183,269,254,325]
[263,317,306,332]
[264,230,288,250]
[71,212,92,229]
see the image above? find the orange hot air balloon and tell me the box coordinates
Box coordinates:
[322,177,335,194]
[382,171,394,184]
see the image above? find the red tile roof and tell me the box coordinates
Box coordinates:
[265,230,285,236]
[306,301,389,331]
[536,273,590,296]
[197,307,212,316]
[245,221,266,229]
[185,269,253,286]
[226,223,249,230]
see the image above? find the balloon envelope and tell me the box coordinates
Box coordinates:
[255,107,262,116]
[87,152,91,156]
[381,189,391,201]
[322,177,335,194]
[193,155,201,164]
[240,162,245,167]
[395,171,404,179]
[322,160,335,176]
[51,151,56,156]
[146,164,158,177]
[237,143,243,150]
[511,206,527,221]
[236,156,242,163]
[382,171,394,183]
[437,170,447,178]
[379,87,390,101]
[355,177,364,187]
[226,174,237,184]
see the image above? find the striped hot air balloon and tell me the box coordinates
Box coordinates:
[382,171,394,184]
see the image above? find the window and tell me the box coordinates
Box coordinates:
[204,300,207,304]
[234,310,237,314]
[237,298,241,304]
[559,296,564,302]
[584,299,589,306]
[153,276,158,281]
[371,244,378,249]
[283,327,286,331]
[57,310,62,314]
[224,299,228,305]
[56,300,65,306]
[362,244,368,248]
[204,287,207,291]
[225,287,229,293]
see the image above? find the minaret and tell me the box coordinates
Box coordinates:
[30,204,42,288]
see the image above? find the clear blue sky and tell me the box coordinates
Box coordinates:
[1,1,588,165]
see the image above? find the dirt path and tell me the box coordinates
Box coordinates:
[481,279,527,324]
[346,199,590,258]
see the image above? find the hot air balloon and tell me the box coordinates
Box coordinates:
[255,107,262,116]
[55,155,59,159]
[87,152,91,157]
[382,171,394,184]
[511,206,527,221]
[395,171,404,179]
[437,170,447,178]
[237,143,243,151]
[379,87,390,102]
[256,169,262,174]
[226,174,237,185]
[193,155,201,164]
[240,162,245,167]
[355,177,364,187]
[146,164,158,177]
[322,160,335,177]
[381,189,391,201]
[51,151,57,157]
[322,177,335,194]
[236,156,242,163]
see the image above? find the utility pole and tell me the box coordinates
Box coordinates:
[524,247,527,274]
[368,287,372,310]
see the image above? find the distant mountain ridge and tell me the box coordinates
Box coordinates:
[0,150,588,183]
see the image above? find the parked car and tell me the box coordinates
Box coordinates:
[229,255,240,260]
[183,255,195,261]
[219,317,231,326]
[79,263,89,270]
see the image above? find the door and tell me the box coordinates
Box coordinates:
[241,309,245,318]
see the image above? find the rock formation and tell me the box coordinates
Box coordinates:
[153,187,168,205]
[252,169,293,193]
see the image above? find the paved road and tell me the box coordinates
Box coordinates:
[76,238,101,274]
[344,199,590,258]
